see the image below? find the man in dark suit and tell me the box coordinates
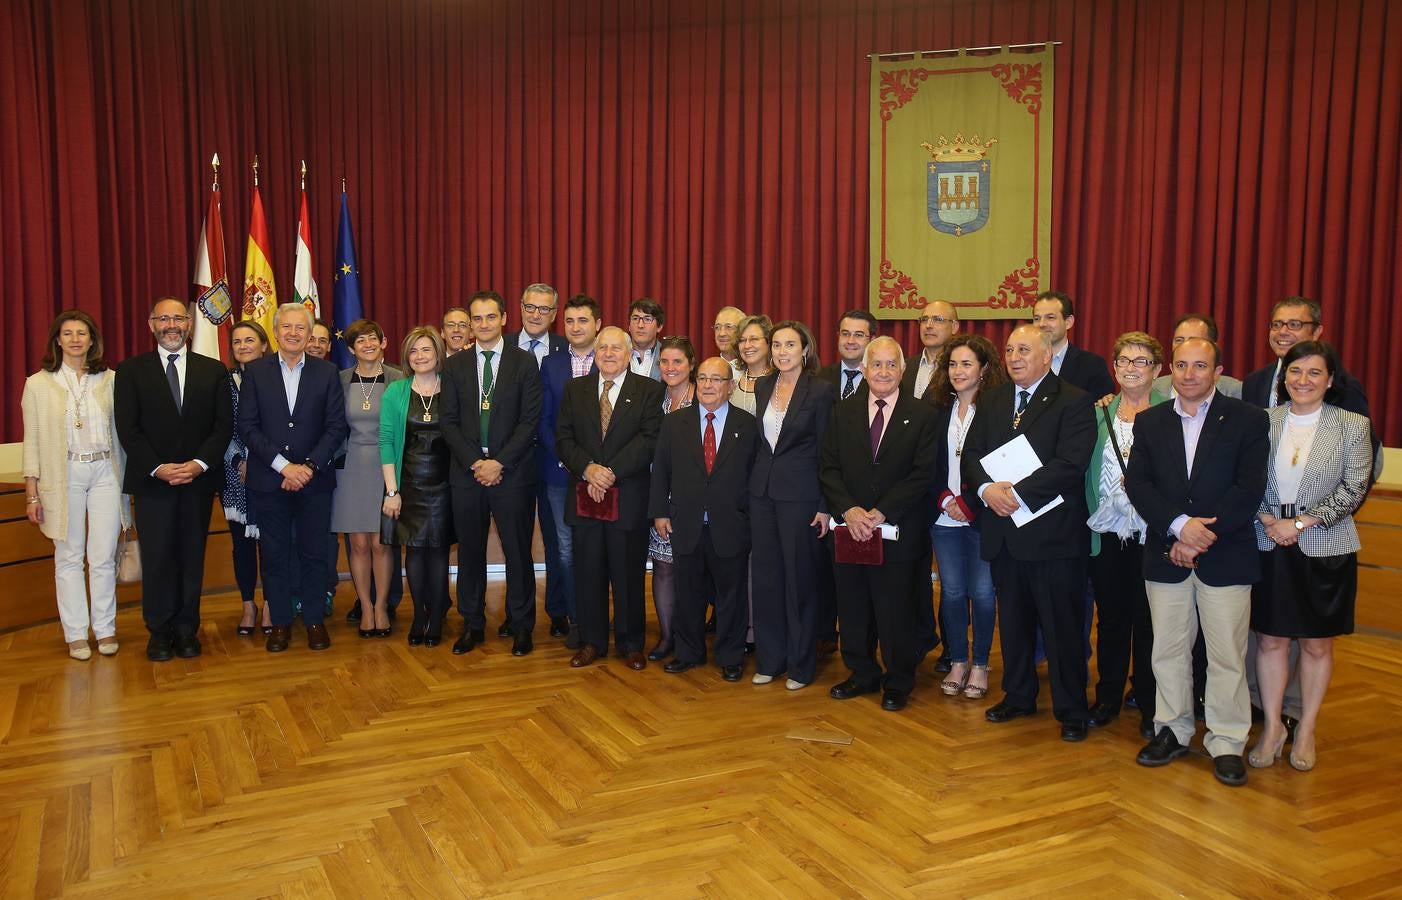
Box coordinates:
[961,324,1097,741]
[440,290,543,656]
[114,296,233,661]
[556,326,664,670]
[1126,337,1269,787]
[820,337,939,712]
[539,295,602,648]
[237,303,349,652]
[1033,290,1114,398]
[627,297,665,380]
[652,357,758,680]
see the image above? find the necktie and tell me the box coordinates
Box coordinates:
[1014,389,1030,428]
[703,412,717,474]
[870,398,886,458]
[529,338,541,368]
[842,369,858,399]
[479,350,495,448]
[166,353,181,412]
[600,379,615,436]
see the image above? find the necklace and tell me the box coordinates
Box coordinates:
[1113,417,1134,462]
[665,386,693,413]
[416,376,440,422]
[59,367,91,429]
[355,365,383,410]
[1285,412,1317,466]
[952,399,975,457]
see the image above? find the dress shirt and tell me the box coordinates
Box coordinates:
[476,337,505,388]
[569,346,595,378]
[597,369,627,405]
[1050,341,1069,375]
[1167,389,1216,538]
[58,365,110,454]
[631,343,659,377]
[838,363,863,396]
[1267,358,1283,408]
[150,346,209,475]
[867,389,897,450]
[936,400,974,528]
[517,330,550,368]
[271,352,307,473]
[913,350,938,399]
[698,401,730,444]
[975,373,1047,507]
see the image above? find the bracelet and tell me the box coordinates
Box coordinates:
[26,496,40,504]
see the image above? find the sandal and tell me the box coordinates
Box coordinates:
[963,665,990,700]
[941,661,970,696]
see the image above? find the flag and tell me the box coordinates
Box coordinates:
[191,160,232,364]
[330,189,364,369]
[242,184,279,348]
[292,187,320,318]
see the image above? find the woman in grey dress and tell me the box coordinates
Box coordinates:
[331,319,404,637]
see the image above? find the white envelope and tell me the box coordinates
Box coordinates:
[979,434,1064,528]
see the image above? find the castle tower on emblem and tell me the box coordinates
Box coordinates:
[922,132,997,236]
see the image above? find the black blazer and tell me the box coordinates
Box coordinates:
[114,350,233,496]
[816,361,864,399]
[960,372,1097,562]
[899,350,937,397]
[819,387,939,562]
[649,403,758,557]
[1058,343,1115,400]
[555,372,664,529]
[1124,393,1269,586]
[923,395,980,526]
[439,344,543,489]
[237,353,348,495]
[750,372,833,508]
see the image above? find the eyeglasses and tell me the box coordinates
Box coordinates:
[1113,356,1156,369]
[150,314,190,325]
[1269,319,1316,333]
[522,303,556,315]
[838,330,871,340]
[442,321,470,330]
[917,315,953,326]
[630,314,657,325]
[696,374,732,384]
[712,322,737,332]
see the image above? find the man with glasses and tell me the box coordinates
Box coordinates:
[307,319,333,360]
[1032,290,1115,399]
[712,306,746,370]
[818,309,878,401]
[902,300,959,399]
[509,283,567,367]
[1152,314,1242,399]
[628,297,665,379]
[441,307,471,356]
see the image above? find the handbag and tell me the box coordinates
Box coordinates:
[116,527,142,584]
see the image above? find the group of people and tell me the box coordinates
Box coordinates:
[21,287,1377,787]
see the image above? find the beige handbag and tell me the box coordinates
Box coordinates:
[116,528,142,584]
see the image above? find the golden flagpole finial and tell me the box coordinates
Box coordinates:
[341,176,347,193]
[300,159,307,191]
[211,152,220,192]
[252,154,260,188]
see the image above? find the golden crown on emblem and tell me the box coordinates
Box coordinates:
[920,132,998,162]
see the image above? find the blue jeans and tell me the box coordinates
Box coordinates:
[930,524,996,666]
[543,483,576,621]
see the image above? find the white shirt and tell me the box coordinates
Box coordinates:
[1276,407,1321,505]
[913,351,938,399]
[1167,389,1217,538]
[631,343,659,378]
[476,337,505,388]
[57,365,109,454]
[837,363,864,399]
[517,331,549,368]
[271,352,307,473]
[1051,341,1069,374]
[597,369,626,407]
[936,400,975,528]
[1267,358,1284,408]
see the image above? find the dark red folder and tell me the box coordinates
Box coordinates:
[575,483,619,521]
[833,524,883,565]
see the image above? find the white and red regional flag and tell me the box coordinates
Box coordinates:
[292,161,320,318]
[191,152,233,364]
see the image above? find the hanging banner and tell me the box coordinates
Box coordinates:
[869,46,1053,320]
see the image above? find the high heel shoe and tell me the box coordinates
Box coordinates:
[1289,734,1316,772]
[646,642,673,662]
[1248,730,1287,768]
[962,665,990,700]
[941,661,970,696]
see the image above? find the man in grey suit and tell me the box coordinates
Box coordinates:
[1152,313,1243,399]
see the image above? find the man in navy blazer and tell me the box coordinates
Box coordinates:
[1033,291,1114,399]
[237,303,349,652]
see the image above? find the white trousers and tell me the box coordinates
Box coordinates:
[53,457,122,642]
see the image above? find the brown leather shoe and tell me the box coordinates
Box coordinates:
[306,623,331,651]
[625,651,647,671]
[266,626,291,653]
[570,645,601,668]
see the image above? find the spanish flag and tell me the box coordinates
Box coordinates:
[241,184,279,348]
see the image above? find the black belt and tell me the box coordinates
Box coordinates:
[1278,504,1296,519]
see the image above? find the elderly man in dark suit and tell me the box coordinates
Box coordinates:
[556,326,664,670]
[1126,337,1269,787]
[440,290,543,656]
[820,337,939,712]
[114,296,233,661]
[961,324,1097,741]
[651,357,759,681]
[237,302,349,652]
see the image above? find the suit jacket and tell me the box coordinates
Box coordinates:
[900,350,940,398]
[750,372,833,509]
[438,343,543,489]
[649,403,758,557]
[1057,343,1115,399]
[115,350,233,496]
[1242,360,1380,481]
[237,353,349,495]
[1124,393,1269,586]
[819,386,939,562]
[1253,403,1371,556]
[1152,373,1242,400]
[960,372,1097,562]
[924,395,979,527]
[555,372,664,529]
[817,361,865,400]
[539,349,595,486]
[506,330,568,362]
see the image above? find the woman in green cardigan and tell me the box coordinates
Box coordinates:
[1085,331,1169,740]
[380,326,455,646]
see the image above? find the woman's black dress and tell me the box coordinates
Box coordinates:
[381,392,454,548]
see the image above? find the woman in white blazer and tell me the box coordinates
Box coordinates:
[1249,341,1371,772]
[22,311,130,660]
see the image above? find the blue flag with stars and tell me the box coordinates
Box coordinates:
[331,190,364,369]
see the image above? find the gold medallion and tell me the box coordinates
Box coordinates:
[422,412,432,423]
[481,400,491,411]
[362,400,372,411]
[74,419,84,429]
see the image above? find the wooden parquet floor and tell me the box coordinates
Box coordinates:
[2,579,1401,899]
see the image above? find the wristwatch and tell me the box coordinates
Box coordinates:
[385,490,399,498]
[302,459,319,473]
[1293,516,1306,532]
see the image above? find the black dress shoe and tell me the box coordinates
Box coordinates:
[646,642,673,662]
[265,626,291,653]
[346,605,362,623]
[933,655,953,675]
[985,701,1036,723]
[511,633,533,656]
[306,623,331,651]
[1213,753,1248,786]
[1139,717,1156,740]
[549,616,569,638]
[1087,702,1118,728]
[423,632,442,648]
[407,633,424,647]
[452,629,486,655]
[1125,689,1139,710]
[881,689,909,711]
[664,659,698,674]
[497,621,513,639]
[1061,719,1088,742]
[564,624,582,650]
[829,678,880,700]
[173,633,202,659]
[721,664,743,682]
[1136,728,1189,767]
[146,632,174,662]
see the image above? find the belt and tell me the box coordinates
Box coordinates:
[1278,504,1296,519]
[68,450,112,462]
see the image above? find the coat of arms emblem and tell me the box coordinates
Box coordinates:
[923,132,997,237]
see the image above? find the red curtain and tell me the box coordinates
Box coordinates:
[3,0,1398,444]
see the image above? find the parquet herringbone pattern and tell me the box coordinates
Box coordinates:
[2,579,1401,899]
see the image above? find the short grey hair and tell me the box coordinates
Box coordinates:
[862,335,906,370]
[521,283,557,302]
[273,302,314,330]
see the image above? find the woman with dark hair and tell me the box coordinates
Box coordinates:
[22,311,130,659]
[924,334,1007,699]
[1250,341,1371,772]
[226,320,272,635]
[730,315,774,415]
[645,335,697,660]
[750,320,832,690]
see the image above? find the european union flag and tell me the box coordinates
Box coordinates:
[331,190,364,369]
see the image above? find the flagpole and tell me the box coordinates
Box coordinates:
[252,154,259,188]
[300,159,306,191]
[211,152,220,192]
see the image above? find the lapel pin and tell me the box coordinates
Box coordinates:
[902,419,909,425]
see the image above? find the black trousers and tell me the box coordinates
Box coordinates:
[751,496,821,683]
[404,545,451,636]
[816,534,838,642]
[990,549,1090,721]
[230,523,259,604]
[135,488,215,637]
[1088,535,1155,718]
[254,488,333,627]
[451,481,536,634]
[672,525,749,667]
[573,521,648,655]
[836,558,921,694]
